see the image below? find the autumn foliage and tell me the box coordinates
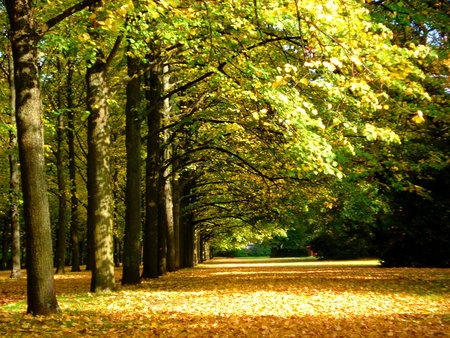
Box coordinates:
[1,258,449,336]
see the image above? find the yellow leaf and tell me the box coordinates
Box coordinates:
[411,111,425,124]
[272,76,286,88]
[299,78,309,86]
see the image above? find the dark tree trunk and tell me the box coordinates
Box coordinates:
[85,217,94,271]
[5,0,59,315]
[86,57,115,293]
[8,52,22,278]
[112,167,121,269]
[172,161,181,270]
[55,112,67,274]
[181,175,196,268]
[122,51,142,285]
[67,60,81,272]
[114,236,121,267]
[142,66,161,279]
[55,61,67,275]
[1,216,8,270]
[157,169,168,276]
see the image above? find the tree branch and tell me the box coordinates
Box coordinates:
[40,0,102,37]
[106,35,124,68]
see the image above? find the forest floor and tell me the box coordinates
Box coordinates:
[0,257,449,337]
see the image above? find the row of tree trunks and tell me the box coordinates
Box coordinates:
[3,1,203,318]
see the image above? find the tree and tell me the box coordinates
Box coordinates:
[86,1,121,292]
[122,0,143,285]
[7,50,21,278]
[3,0,101,315]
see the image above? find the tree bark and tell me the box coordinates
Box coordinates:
[172,161,181,270]
[5,0,59,315]
[122,49,142,285]
[8,51,22,279]
[160,66,176,273]
[67,60,81,272]
[142,66,161,279]
[181,174,196,268]
[1,216,8,270]
[55,112,67,274]
[86,1,116,293]
[86,57,115,293]
[55,61,67,275]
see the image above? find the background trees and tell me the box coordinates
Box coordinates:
[0,0,448,315]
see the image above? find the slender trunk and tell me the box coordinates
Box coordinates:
[162,150,175,272]
[112,167,121,269]
[86,58,115,292]
[1,216,8,270]
[114,236,121,267]
[194,229,200,265]
[6,0,59,315]
[55,112,67,274]
[161,66,175,272]
[181,175,195,268]
[172,161,181,270]
[122,50,142,284]
[67,61,81,272]
[55,61,67,274]
[157,168,167,276]
[142,66,161,279]
[185,221,195,268]
[8,52,21,278]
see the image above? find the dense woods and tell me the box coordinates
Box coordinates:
[0,0,448,315]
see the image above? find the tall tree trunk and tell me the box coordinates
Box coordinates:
[54,113,67,274]
[181,175,196,268]
[55,61,67,274]
[1,216,8,270]
[162,145,175,272]
[157,167,168,276]
[112,167,121,269]
[172,160,181,270]
[67,60,81,272]
[160,65,176,272]
[142,66,161,279]
[5,0,59,315]
[86,58,115,292]
[122,50,142,285]
[8,51,21,278]
[86,1,116,293]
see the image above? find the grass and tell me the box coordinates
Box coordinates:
[0,258,449,336]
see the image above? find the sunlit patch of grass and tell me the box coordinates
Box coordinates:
[198,258,380,269]
[2,300,26,312]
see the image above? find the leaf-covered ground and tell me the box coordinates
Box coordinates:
[0,258,449,337]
